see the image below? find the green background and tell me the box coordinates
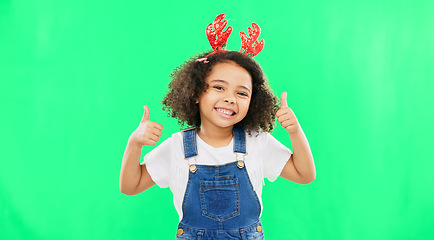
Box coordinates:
[1,0,433,239]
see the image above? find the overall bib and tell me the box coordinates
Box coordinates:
[176,127,264,240]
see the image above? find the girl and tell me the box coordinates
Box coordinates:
[120,14,315,240]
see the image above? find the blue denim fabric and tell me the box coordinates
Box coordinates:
[182,127,246,157]
[177,127,263,240]
[176,221,264,240]
[232,127,246,154]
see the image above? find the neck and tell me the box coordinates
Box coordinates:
[197,124,233,148]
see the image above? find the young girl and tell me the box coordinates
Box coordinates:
[120,14,315,240]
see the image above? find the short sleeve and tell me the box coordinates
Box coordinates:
[262,132,292,182]
[142,136,174,188]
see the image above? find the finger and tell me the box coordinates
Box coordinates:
[285,126,294,132]
[141,106,150,123]
[151,127,163,137]
[150,121,163,131]
[277,114,291,124]
[145,139,157,146]
[280,92,288,109]
[276,108,289,118]
[285,124,300,133]
[281,119,294,127]
[276,109,284,118]
[146,133,159,143]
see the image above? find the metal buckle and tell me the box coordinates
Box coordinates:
[234,152,248,169]
[186,156,198,173]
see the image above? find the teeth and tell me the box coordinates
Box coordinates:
[216,108,235,116]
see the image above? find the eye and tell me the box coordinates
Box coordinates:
[213,85,224,91]
[237,92,249,97]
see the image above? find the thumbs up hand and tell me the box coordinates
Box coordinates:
[129,106,163,147]
[276,92,300,135]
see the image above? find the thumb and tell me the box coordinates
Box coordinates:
[280,92,288,108]
[141,106,150,122]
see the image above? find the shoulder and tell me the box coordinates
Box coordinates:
[245,129,272,142]
[245,129,288,151]
[145,131,183,158]
[152,131,182,147]
[169,131,183,142]
[245,129,268,152]
[164,131,184,151]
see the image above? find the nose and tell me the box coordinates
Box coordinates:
[224,97,235,104]
[223,91,236,104]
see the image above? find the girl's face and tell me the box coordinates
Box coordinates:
[197,61,252,131]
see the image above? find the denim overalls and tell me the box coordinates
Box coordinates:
[176,127,264,240]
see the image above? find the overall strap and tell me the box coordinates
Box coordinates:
[232,127,246,154]
[182,127,246,158]
[182,127,198,159]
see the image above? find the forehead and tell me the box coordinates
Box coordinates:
[206,61,252,88]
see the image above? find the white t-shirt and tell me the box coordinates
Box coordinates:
[142,130,292,222]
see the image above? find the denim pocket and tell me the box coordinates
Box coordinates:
[245,224,264,240]
[176,227,199,240]
[176,232,194,240]
[199,178,240,221]
[176,234,192,240]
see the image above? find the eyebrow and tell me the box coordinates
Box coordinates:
[210,79,251,93]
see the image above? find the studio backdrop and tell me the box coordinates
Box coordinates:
[1,0,433,239]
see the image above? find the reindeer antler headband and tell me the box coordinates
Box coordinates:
[197,14,264,62]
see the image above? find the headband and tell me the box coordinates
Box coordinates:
[197,14,264,62]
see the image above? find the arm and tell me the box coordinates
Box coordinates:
[276,92,316,184]
[119,106,162,195]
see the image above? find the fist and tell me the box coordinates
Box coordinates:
[130,106,163,146]
[276,92,299,134]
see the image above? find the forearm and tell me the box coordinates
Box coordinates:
[289,126,316,182]
[119,138,143,194]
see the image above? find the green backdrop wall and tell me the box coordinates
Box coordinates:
[1,0,433,239]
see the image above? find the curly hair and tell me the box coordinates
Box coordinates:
[162,51,279,133]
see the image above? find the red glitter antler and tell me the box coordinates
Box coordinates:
[206,14,233,52]
[240,23,264,57]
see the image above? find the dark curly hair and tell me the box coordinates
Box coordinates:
[162,51,279,133]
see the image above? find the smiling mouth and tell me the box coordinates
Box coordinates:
[215,108,236,116]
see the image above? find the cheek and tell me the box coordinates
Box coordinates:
[198,94,218,111]
[240,100,251,115]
